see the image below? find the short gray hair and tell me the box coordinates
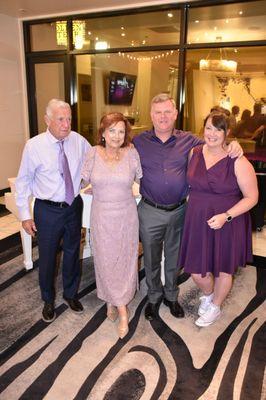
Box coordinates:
[151,93,176,108]
[46,99,71,119]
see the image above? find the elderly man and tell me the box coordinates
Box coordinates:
[16,99,90,322]
[133,93,242,321]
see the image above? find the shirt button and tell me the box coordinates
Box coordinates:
[164,168,167,171]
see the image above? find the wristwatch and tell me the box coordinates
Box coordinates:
[225,211,232,222]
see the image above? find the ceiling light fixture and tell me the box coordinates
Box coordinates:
[200,59,237,72]
[95,41,108,50]
[199,48,237,73]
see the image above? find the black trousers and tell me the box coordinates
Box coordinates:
[34,196,83,303]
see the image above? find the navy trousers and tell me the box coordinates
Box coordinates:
[34,196,83,303]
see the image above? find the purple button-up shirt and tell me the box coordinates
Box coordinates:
[133,128,203,205]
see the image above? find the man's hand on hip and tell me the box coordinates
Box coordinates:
[226,140,243,158]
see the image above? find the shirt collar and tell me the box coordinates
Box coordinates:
[150,128,177,144]
[46,129,71,144]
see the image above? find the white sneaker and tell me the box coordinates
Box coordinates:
[198,293,214,316]
[195,302,221,327]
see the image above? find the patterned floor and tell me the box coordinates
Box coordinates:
[0,246,265,400]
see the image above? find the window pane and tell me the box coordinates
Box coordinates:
[73,9,180,51]
[188,1,266,44]
[76,50,179,143]
[30,21,68,51]
[35,63,65,131]
[184,47,266,139]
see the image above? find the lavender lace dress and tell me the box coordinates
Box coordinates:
[82,146,142,306]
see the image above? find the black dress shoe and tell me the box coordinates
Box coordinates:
[63,297,84,313]
[145,302,160,321]
[163,299,184,318]
[42,302,56,322]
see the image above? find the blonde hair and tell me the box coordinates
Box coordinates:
[151,93,176,108]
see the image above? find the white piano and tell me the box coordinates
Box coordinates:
[4,178,141,270]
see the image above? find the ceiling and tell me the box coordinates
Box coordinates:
[0,0,190,19]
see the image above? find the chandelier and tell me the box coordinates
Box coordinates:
[199,59,237,73]
[56,20,85,49]
[199,47,237,73]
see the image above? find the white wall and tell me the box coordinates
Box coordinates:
[192,70,216,134]
[0,14,26,190]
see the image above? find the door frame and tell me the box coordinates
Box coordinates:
[25,54,72,137]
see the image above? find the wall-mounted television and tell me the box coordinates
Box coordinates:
[106,71,137,105]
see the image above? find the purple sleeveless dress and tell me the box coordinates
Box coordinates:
[178,145,252,277]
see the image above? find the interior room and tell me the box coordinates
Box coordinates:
[0,1,265,399]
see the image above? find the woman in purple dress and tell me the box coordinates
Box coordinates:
[178,112,258,327]
[82,113,142,338]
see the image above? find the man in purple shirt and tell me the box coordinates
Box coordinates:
[133,93,242,321]
[16,99,90,323]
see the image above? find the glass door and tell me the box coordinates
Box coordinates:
[26,55,70,136]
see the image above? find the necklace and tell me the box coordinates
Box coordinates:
[103,148,121,163]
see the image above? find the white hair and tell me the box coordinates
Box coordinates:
[45,99,71,119]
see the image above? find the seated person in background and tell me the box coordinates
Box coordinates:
[235,105,266,141]
[246,103,266,134]
[178,111,258,327]
[234,109,252,138]
[228,105,240,133]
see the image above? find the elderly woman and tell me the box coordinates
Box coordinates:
[178,112,258,327]
[82,113,142,338]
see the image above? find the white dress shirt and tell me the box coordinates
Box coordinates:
[15,130,90,221]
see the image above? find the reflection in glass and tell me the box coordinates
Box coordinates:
[188,1,266,44]
[30,22,68,51]
[184,47,266,139]
[75,50,179,143]
[35,63,65,132]
[73,9,180,51]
